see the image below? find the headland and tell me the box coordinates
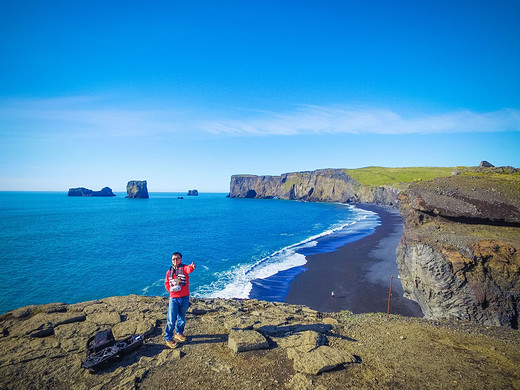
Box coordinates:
[231,164,520,328]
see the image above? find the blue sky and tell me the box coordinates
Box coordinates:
[1,1,519,192]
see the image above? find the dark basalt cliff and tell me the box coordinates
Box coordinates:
[229,166,520,328]
[229,169,399,206]
[126,180,149,199]
[68,187,116,197]
[396,168,520,328]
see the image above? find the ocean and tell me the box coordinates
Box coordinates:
[0,192,379,315]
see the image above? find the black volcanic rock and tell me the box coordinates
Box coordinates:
[187,189,199,196]
[397,170,520,328]
[94,187,116,197]
[68,187,116,197]
[126,180,149,198]
[68,187,92,196]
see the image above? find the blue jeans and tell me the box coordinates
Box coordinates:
[165,296,190,341]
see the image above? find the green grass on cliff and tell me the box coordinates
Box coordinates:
[345,166,454,188]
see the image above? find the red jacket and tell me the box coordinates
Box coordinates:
[164,263,195,298]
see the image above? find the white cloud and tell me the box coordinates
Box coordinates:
[1,97,519,139]
[200,105,520,136]
[0,96,190,138]
[203,106,520,135]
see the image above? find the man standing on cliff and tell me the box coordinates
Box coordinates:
[164,252,196,348]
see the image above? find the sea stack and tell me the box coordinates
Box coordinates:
[68,187,116,197]
[126,180,149,198]
[187,189,199,196]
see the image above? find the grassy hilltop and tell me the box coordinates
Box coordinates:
[345,166,454,188]
[229,166,456,204]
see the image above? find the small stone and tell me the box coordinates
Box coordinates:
[322,317,339,325]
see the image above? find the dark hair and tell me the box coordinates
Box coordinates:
[172,252,182,259]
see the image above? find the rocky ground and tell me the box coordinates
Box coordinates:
[0,295,519,390]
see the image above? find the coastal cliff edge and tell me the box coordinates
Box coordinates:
[229,166,520,328]
[1,296,518,389]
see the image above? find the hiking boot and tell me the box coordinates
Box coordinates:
[174,333,186,342]
[165,339,178,349]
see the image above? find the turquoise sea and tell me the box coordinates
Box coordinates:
[0,192,379,315]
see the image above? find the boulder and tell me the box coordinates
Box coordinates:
[275,330,325,351]
[227,329,269,353]
[126,180,149,198]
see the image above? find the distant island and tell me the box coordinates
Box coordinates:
[126,180,149,198]
[68,187,116,197]
[187,189,198,196]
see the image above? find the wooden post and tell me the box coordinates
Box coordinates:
[387,275,394,321]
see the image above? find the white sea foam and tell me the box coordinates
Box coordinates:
[141,278,164,296]
[196,250,308,299]
[195,205,379,300]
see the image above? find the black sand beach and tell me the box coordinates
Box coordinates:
[285,204,423,317]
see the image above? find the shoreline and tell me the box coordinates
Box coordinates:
[284,204,423,316]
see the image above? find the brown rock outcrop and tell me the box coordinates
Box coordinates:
[402,174,520,224]
[396,170,520,328]
[0,296,355,389]
[1,296,519,389]
[229,169,399,206]
[126,180,149,199]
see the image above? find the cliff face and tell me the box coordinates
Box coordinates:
[231,167,520,328]
[229,169,399,206]
[396,171,520,328]
[126,180,149,199]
